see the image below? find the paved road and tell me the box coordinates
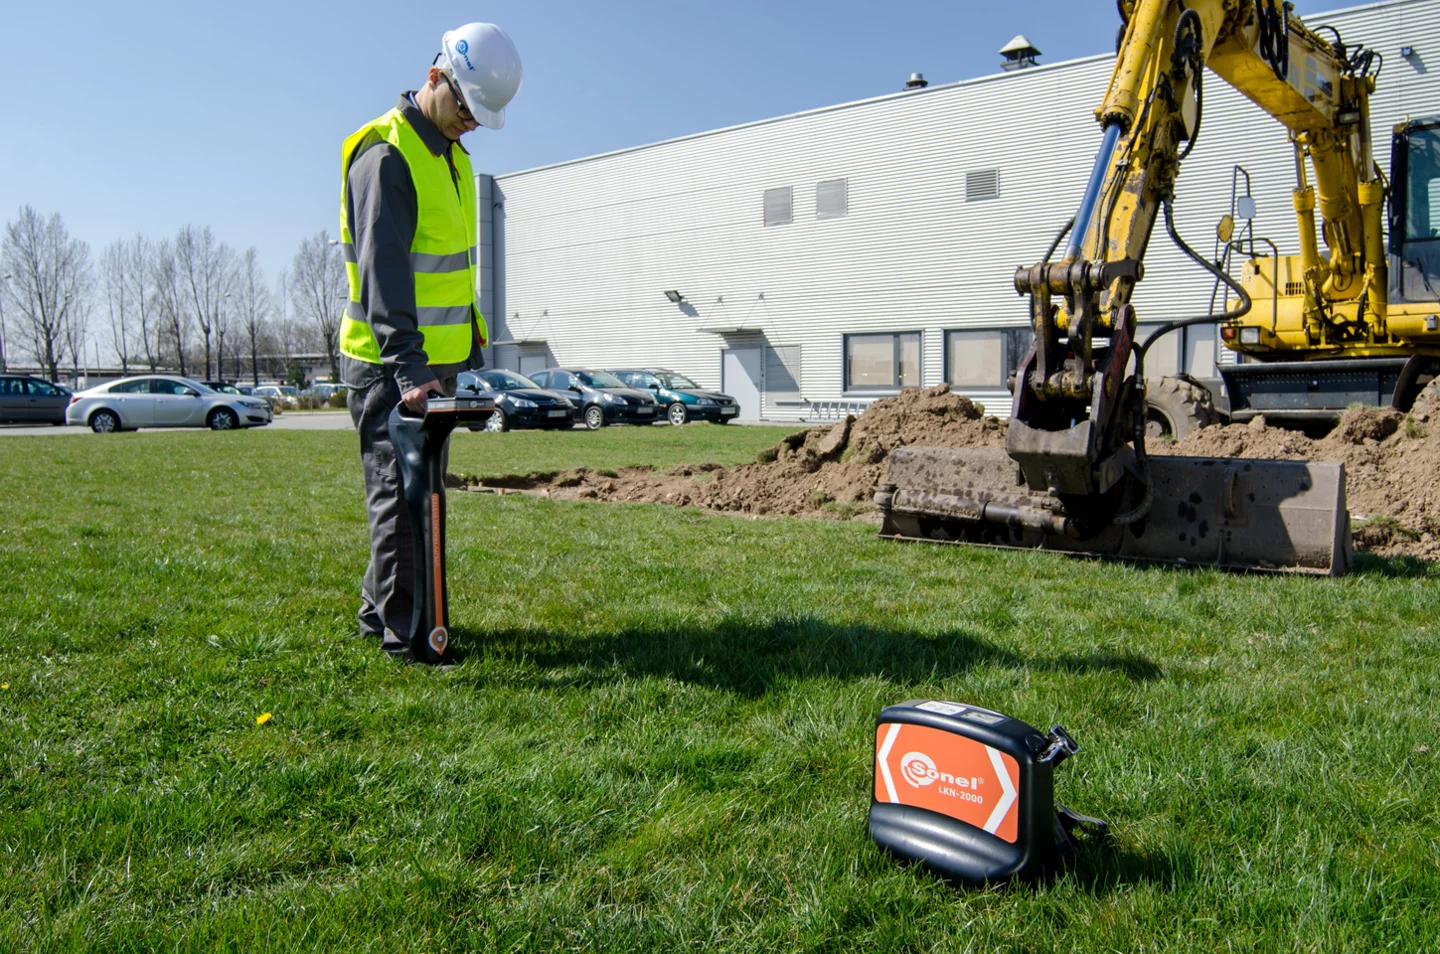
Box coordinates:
[0,411,356,436]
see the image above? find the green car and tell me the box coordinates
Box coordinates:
[608,369,741,425]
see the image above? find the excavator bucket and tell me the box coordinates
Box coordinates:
[875,446,1351,575]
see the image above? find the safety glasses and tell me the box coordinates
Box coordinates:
[442,73,475,124]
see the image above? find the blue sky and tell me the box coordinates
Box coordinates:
[0,0,1332,286]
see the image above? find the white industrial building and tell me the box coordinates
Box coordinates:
[477,0,1440,421]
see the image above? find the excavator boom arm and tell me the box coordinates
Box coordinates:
[875,0,1362,574]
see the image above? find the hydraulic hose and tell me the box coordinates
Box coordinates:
[1178,72,1202,161]
[1257,0,1290,81]
[1042,216,1076,264]
[1137,197,1253,368]
[1173,9,1204,162]
[1113,199,1254,527]
[1208,236,1278,330]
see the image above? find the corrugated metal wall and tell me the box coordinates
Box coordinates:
[486,0,1440,420]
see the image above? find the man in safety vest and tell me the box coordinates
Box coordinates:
[340,23,522,659]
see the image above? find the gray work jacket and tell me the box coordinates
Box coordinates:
[340,93,484,394]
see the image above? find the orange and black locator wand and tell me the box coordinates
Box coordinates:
[388,395,495,664]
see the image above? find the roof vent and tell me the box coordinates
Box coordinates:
[904,72,929,90]
[999,35,1041,71]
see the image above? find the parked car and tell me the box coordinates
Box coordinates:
[608,368,740,425]
[0,374,71,425]
[303,382,347,402]
[65,375,273,432]
[253,384,300,407]
[527,368,661,429]
[456,370,577,431]
[202,380,243,395]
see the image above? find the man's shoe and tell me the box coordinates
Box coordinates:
[384,645,455,669]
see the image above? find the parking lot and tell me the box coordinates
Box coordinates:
[0,411,357,436]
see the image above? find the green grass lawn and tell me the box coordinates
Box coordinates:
[1,425,1437,953]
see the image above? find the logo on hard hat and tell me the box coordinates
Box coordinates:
[454,38,476,71]
[900,751,938,788]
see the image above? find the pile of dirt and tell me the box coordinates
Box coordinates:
[467,384,1005,518]
[462,381,1440,560]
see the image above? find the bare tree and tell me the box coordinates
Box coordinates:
[151,239,191,376]
[101,239,133,372]
[289,231,345,382]
[175,225,233,380]
[235,247,270,386]
[122,235,160,371]
[62,296,91,383]
[1,206,90,380]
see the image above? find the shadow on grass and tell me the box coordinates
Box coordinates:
[448,616,1163,695]
[1061,837,1192,895]
[1100,549,1438,581]
[884,822,1187,895]
[1350,552,1439,578]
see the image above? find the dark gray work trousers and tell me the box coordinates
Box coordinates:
[348,373,456,653]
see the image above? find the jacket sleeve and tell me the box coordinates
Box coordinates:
[346,142,437,394]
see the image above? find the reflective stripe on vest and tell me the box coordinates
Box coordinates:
[337,242,476,276]
[344,300,475,326]
[337,108,488,365]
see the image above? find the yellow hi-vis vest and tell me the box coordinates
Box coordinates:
[337,108,487,365]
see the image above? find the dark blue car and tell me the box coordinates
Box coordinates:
[529,368,661,429]
[609,369,740,425]
[456,370,578,431]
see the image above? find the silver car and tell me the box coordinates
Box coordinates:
[65,375,274,432]
[253,384,300,407]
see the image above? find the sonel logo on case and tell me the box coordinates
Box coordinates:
[875,723,1020,843]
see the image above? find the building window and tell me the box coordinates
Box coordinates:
[816,179,848,219]
[845,332,921,390]
[763,187,793,226]
[945,328,1030,387]
[965,169,1001,202]
[764,344,802,399]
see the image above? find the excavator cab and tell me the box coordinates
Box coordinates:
[1388,117,1440,305]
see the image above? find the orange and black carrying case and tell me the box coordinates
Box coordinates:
[869,700,1103,885]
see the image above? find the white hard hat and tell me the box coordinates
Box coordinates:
[439,23,522,130]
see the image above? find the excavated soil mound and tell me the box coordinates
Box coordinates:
[461,381,1440,560]
[465,384,1005,519]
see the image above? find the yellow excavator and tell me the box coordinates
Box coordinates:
[876,0,1440,575]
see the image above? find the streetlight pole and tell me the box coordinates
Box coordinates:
[61,292,74,385]
[218,292,231,384]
